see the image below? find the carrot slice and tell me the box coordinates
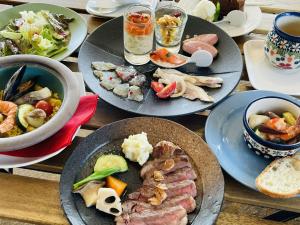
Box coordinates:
[106,176,127,197]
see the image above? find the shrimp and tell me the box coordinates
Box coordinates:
[0,100,17,134]
[267,125,300,142]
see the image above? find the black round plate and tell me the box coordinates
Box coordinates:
[60,117,224,225]
[78,16,242,117]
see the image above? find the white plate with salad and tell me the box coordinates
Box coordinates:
[0,3,87,61]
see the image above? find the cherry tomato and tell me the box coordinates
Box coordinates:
[36,100,53,116]
[156,82,177,99]
[151,81,164,93]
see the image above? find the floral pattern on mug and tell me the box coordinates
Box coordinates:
[265,30,300,69]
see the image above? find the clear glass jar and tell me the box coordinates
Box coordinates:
[155,4,187,53]
[123,4,154,65]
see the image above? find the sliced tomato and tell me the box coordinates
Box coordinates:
[156,82,177,99]
[151,81,164,93]
[36,100,53,116]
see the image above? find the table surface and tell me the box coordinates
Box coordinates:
[0,1,300,225]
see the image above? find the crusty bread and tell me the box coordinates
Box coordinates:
[256,153,300,198]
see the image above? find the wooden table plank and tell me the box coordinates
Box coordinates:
[0,173,68,225]
[224,174,300,214]
[0,173,291,225]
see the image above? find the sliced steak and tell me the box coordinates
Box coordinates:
[122,195,196,214]
[128,180,197,201]
[115,205,187,225]
[143,167,197,185]
[152,141,184,159]
[140,155,191,179]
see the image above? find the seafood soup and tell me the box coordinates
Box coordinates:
[0,65,63,137]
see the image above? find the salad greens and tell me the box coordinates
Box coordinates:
[0,10,74,57]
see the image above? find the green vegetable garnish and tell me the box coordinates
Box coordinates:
[213,2,221,22]
[73,167,119,191]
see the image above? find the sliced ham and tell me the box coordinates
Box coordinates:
[182,40,218,57]
[183,34,218,45]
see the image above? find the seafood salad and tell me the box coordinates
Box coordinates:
[92,61,146,102]
[0,10,74,57]
[73,133,198,225]
[0,65,62,137]
[248,111,300,144]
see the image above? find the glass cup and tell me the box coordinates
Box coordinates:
[155,4,187,53]
[123,4,154,65]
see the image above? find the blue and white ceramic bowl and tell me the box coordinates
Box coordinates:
[265,12,300,70]
[243,96,300,159]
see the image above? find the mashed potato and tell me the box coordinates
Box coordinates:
[121,132,153,166]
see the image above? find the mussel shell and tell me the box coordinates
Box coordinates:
[10,77,38,102]
[3,65,26,101]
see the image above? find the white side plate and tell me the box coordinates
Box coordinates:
[244,40,300,96]
[177,0,262,37]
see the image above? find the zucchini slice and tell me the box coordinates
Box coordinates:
[16,104,34,130]
[94,155,128,172]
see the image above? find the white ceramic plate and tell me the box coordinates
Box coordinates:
[86,0,158,18]
[177,0,262,37]
[244,40,300,96]
[0,73,85,169]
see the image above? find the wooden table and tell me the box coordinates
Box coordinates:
[0,1,300,225]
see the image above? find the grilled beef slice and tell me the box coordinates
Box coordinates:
[140,155,191,179]
[128,180,197,201]
[143,167,197,185]
[115,205,187,225]
[152,141,184,159]
[122,194,196,214]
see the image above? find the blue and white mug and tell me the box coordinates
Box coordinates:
[265,12,300,70]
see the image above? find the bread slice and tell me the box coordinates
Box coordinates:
[256,153,300,198]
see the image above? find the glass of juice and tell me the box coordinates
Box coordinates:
[155,4,187,53]
[124,4,154,65]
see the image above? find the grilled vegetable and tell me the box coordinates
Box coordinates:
[73,168,120,191]
[94,155,128,173]
[96,188,122,216]
[106,176,127,197]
